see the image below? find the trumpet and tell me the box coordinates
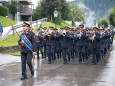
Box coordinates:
[90,32,96,41]
[35,35,40,42]
[48,33,51,36]
[100,31,105,38]
[63,33,66,36]
[77,31,83,39]
[80,31,83,37]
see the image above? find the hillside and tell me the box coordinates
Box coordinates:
[0,21,72,47]
[0,16,16,27]
[69,0,115,20]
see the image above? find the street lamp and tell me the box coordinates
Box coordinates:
[53,8,58,28]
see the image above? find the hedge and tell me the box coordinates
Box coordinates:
[0,5,9,17]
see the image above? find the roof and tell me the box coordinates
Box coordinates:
[17,0,32,5]
[0,1,8,4]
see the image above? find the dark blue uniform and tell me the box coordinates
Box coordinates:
[52,32,61,59]
[44,33,56,64]
[36,32,44,60]
[18,31,37,79]
[92,32,101,64]
[76,30,87,63]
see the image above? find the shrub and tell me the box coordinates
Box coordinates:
[0,6,9,17]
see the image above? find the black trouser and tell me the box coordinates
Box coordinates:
[62,48,67,63]
[78,45,85,63]
[62,48,71,63]
[46,45,55,63]
[92,48,101,64]
[74,45,78,59]
[21,52,34,78]
[37,46,43,60]
[44,44,47,58]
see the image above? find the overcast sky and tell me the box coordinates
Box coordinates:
[32,0,75,7]
[5,0,74,7]
[32,0,74,4]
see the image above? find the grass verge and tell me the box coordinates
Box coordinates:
[0,16,16,27]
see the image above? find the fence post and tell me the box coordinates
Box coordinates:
[12,28,15,36]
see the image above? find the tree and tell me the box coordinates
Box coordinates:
[9,0,17,20]
[40,0,62,22]
[60,0,70,20]
[98,18,109,28]
[69,3,85,26]
[32,3,42,21]
[108,7,115,26]
[34,0,72,24]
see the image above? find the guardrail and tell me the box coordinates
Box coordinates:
[1,18,48,40]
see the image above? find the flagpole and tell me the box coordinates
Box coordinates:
[6,16,20,37]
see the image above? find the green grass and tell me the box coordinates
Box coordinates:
[42,22,60,29]
[0,16,16,27]
[58,21,72,28]
[37,21,72,30]
[0,34,19,46]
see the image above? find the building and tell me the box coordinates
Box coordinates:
[0,0,8,6]
[17,0,34,21]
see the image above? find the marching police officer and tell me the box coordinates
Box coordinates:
[36,30,44,60]
[44,28,55,64]
[18,22,37,80]
[77,24,87,64]
[92,27,101,64]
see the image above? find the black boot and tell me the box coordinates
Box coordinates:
[31,70,34,77]
[20,77,27,80]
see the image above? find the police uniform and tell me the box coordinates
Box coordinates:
[36,31,44,60]
[18,22,37,80]
[92,30,101,64]
[76,30,87,63]
[44,32,55,64]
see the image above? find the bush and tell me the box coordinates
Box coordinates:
[0,6,9,16]
[108,7,115,26]
[98,18,109,28]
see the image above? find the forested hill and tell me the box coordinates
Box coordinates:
[69,0,115,20]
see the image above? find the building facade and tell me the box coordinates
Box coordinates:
[17,0,34,21]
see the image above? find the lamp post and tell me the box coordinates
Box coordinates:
[53,8,58,28]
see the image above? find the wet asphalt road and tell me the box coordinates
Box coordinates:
[0,42,115,86]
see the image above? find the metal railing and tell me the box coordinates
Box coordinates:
[1,18,48,40]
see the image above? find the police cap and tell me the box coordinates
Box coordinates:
[79,24,84,27]
[23,22,30,27]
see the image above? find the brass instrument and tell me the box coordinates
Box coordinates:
[63,33,66,36]
[90,32,96,41]
[77,31,83,39]
[35,35,40,42]
[100,30,105,38]
[48,33,51,36]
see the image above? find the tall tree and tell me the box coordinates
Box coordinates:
[69,3,85,26]
[40,0,62,22]
[108,7,115,26]
[60,0,70,20]
[9,0,17,20]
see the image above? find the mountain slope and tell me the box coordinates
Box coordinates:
[69,0,115,20]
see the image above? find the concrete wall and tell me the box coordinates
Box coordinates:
[0,45,20,52]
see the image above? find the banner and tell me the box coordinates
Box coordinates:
[21,35,33,51]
